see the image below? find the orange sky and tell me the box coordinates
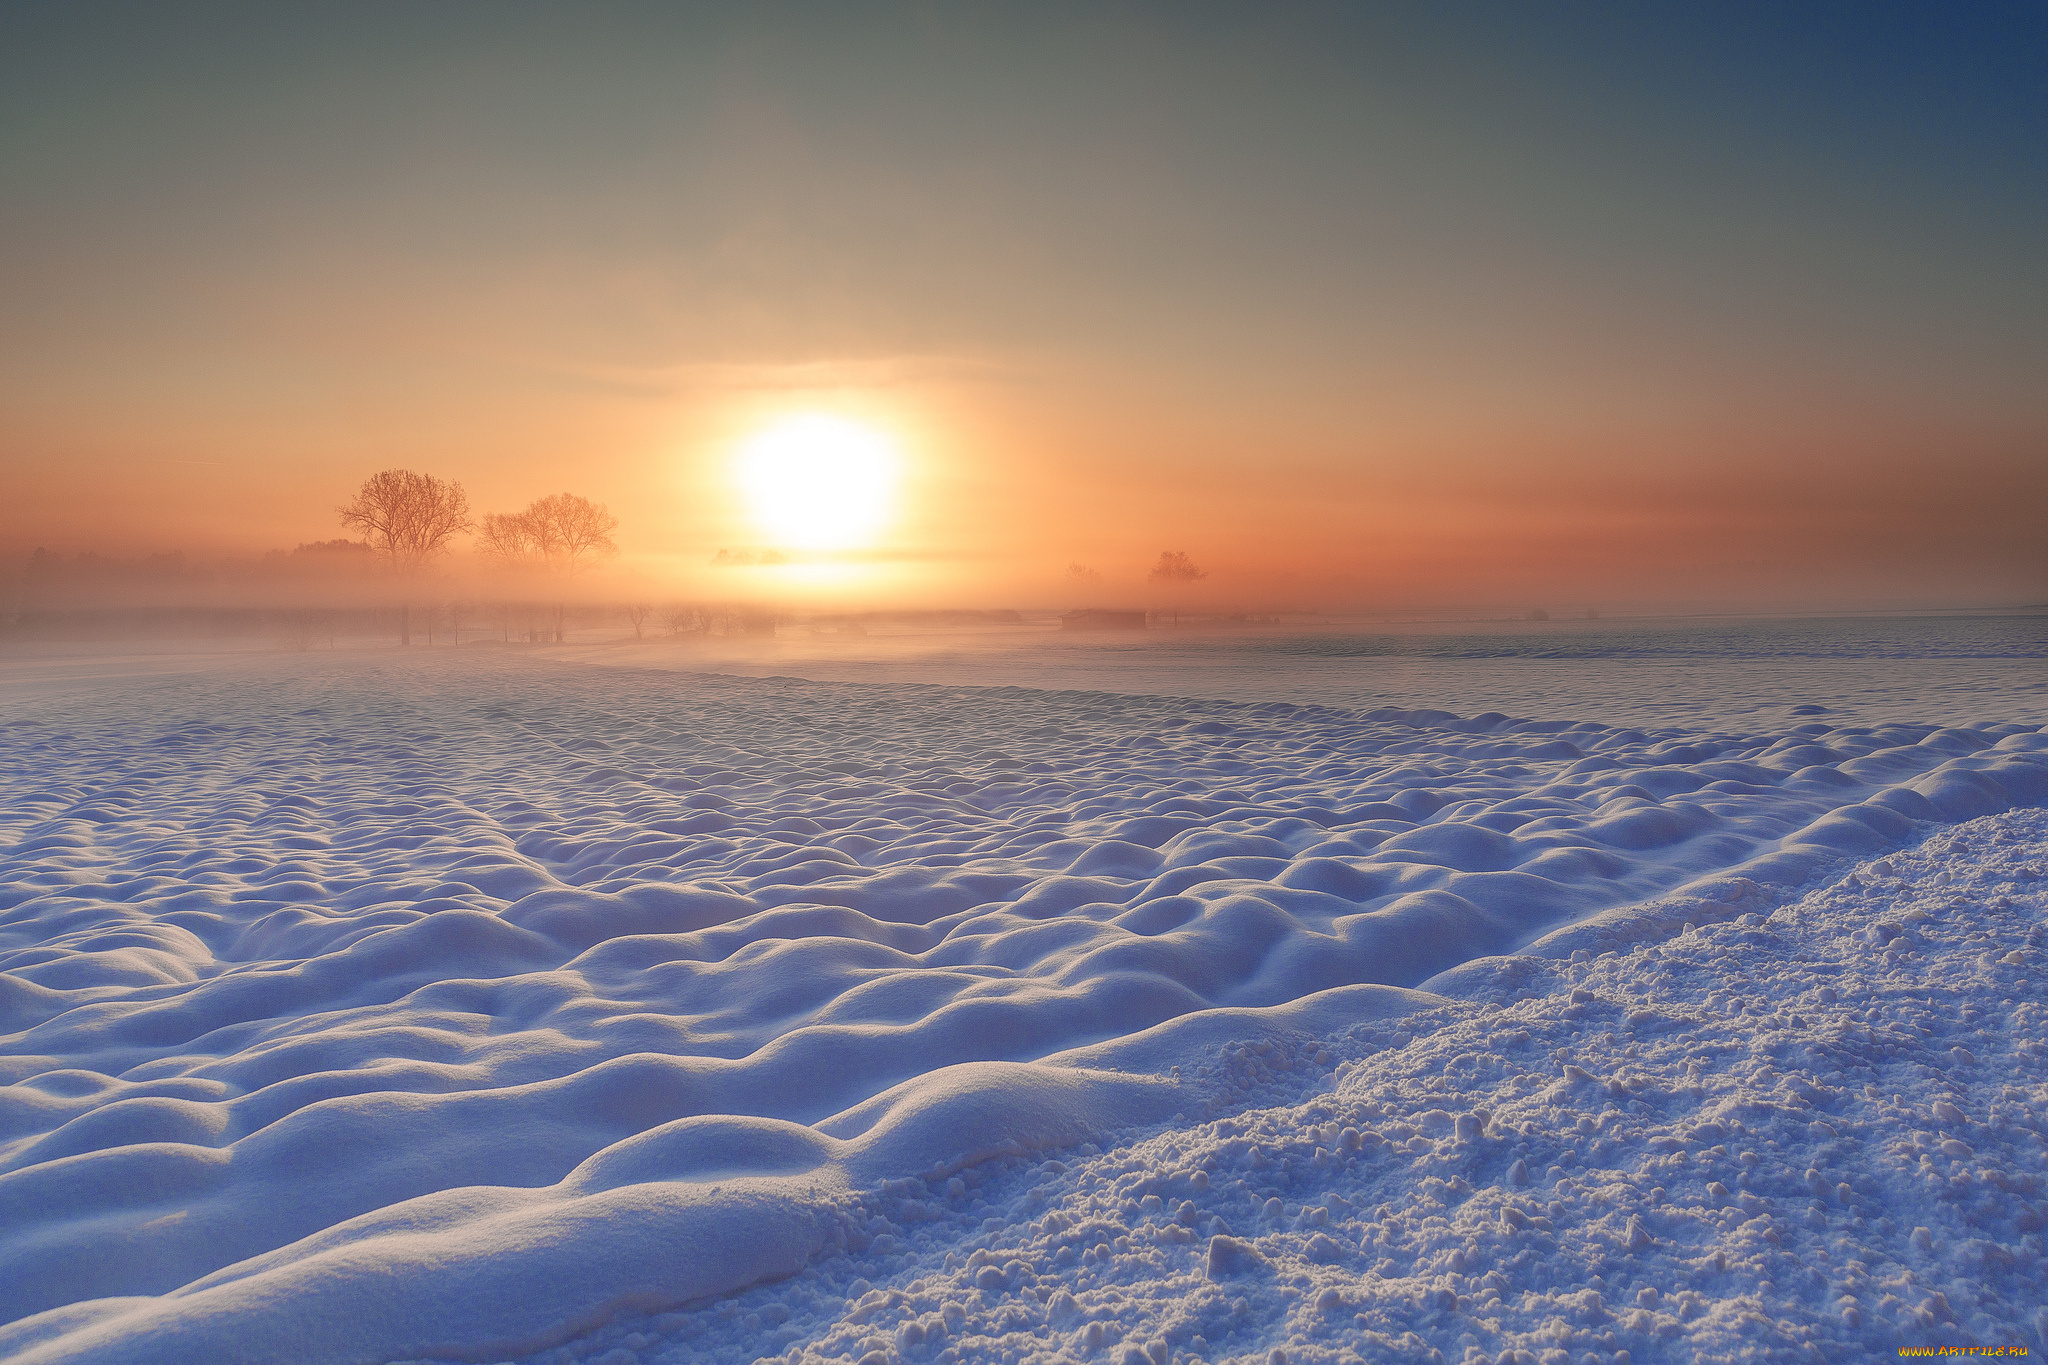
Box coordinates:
[3,6,2043,612]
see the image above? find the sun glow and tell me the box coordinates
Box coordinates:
[734,415,900,552]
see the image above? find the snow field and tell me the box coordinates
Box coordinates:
[0,651,2041,1363]
[581,614,2048,732]
[506,810,2048,1365]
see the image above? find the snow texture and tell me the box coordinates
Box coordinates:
[512,810,2048,1365]
[578,613,2048,731]
[0,648,2042,1364]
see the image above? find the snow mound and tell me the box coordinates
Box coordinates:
[495,808,2048,1365]
[0,652,2042,1362]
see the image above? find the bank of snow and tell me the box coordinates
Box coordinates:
[0,652,2041,1364]
[499,809,2048,1365]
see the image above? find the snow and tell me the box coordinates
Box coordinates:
[573,613,2048,732]
[595,810,2044,1365]
[0,639,2042,1364]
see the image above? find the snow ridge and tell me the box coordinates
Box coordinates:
[501,811,2048,1365]
[0,652,2041,1363]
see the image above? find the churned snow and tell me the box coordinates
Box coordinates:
[0,642,2042,1364]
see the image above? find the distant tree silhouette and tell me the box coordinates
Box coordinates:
[339,472,471,570]
[293,539,374,558]
[477,513,530,561]
[1147,550,1206,625]
[623,602,650,639]
[479,493,619,642]
[281,609,330,652]
[479,494,617,574]
[1065,563,1103,585]
[1147,550,1206,585]
[476,514,538,640]
[338,470,471,644]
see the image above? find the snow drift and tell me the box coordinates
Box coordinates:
[0,650,2042,1362]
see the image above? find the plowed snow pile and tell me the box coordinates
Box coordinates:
[0,650,2042,1364]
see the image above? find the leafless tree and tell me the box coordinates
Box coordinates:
[429,600,467,645]
[498,600,547,643]
[338,470,472,644]
[1147,550,1207,625]
[623,602,650,639]
[660,602,700,635]
[479,494,619,643]
[477,512,538,564]
[534,493,617,570]
[1147,550,1206,584]
[339,471,471,570]
[480,494,617,574]
[1064,562,1105,612]
[281,609,326,652]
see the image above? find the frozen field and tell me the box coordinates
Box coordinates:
[0,628,2044,1364]
[575,613,2048,731]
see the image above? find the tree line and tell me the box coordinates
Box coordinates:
[337,469,617,645]
[4,466,1226,643]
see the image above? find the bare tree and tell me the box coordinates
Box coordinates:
[482,494,617,573]
[1147,550,1207,625]
[340,470,472,570]
[338,470,472,645]
[477,511,539,564]
[623,602,650,639]
[430,600,467,645]
[478,493,619,642]
[1147,550,1206,585]
[660,602,700,635]
[281,609,326,652]
[1065,562,1103,585]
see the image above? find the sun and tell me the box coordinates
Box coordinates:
[734,414,900,552]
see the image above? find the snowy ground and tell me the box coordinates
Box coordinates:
[0,644,2042,1364]
[570,613,2048,731]
[547,810,2045,1365]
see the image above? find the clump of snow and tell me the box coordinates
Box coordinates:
[0,652,2041,1363]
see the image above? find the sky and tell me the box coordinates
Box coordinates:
[2,2,2044,611]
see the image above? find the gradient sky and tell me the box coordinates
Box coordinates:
[3,2,2043,610]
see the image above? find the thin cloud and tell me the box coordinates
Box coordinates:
[526,352,1036,398]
